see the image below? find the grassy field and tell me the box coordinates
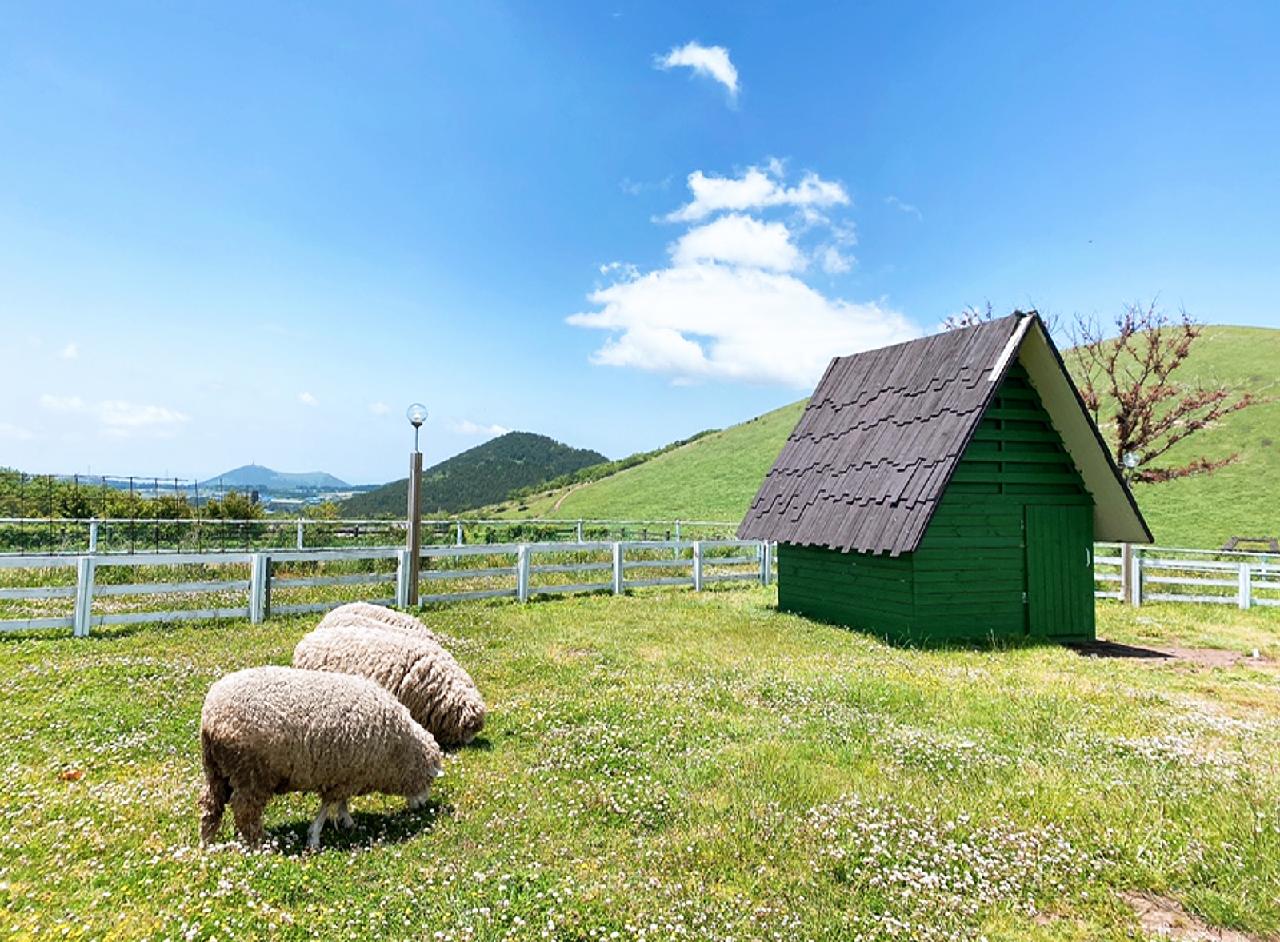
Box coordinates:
[488,326,1279,548]
[2,588,1278,940]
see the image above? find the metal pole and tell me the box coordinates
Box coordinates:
[406,451,423,606]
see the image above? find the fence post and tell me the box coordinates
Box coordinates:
[88,518,99,554]
[1119,542,1132,604]
[395,548,412,607]
[1130,548,1144,608]
[759,541,772,586]
[73,555,96,638]
[612,542,624,595]
[1239,563,1252,610]
[249,554,270,624]
[692,540,703,591]
[456,521,464,546]
[296,520,305,550]
[516,545,531,603]
[576,519,584,543]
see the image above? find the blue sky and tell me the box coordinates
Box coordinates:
[2,2,1277,483]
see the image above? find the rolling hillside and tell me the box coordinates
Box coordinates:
[485,326,1278,548]
[341,432,606,517]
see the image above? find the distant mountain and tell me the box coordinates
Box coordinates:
[340,432,608,517]
[202,464,350,491]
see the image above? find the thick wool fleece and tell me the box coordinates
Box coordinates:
[199,666,443,848]
[319,602,438,641]
[293,620,486,748]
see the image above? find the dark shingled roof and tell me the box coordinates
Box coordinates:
[737,315,1026,555]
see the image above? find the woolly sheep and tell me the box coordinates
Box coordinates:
[293,619,486,748]
[319,601,438,641]
[199,666,443,851]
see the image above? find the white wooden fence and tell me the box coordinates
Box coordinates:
[0,539,773,637]
[1094,544,1280,610]
[0,516,738,554]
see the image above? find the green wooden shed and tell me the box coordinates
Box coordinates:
[738,312,1151,644]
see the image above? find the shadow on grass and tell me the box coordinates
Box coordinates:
[263,798,452,857]
[1067,639,1172,660]
[786,608,1075,654]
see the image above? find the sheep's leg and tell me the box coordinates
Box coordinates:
[198,774,230,845]
[307,800,334,851]
[230,789,268,847]
[336,800,354,829]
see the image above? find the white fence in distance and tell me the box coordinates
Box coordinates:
[0,539,774,637]
[0,516,739,554]
[1094,543,1280,610]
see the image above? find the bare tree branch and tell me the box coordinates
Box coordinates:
[1065,302,1259,485]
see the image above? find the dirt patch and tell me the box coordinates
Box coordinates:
[1073,640,1273,670]
[1121,891,1262,941]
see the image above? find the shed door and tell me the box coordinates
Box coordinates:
[1025,505,1094,639]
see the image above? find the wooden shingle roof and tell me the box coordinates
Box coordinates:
[739,314,1038,555]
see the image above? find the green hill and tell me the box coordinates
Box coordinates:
[201,464,348,491]
[484,326,1277,548]
[341,432,607,517]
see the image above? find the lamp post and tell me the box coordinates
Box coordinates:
[405,403,428,606]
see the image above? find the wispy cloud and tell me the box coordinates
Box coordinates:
[39,394,189,437]
[0,421,35,441]
[885,195,923,220]
[664,163,849,223]
[451,419,512,438]
[654,41,739,101]
[297,391,318,407]
[619,176,671,197]
[59,342,79,360]
[368,401,390,416]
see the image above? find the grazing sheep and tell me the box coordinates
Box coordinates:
[319,601,438,641]
[199,666,443,851]
[293,620,486,748]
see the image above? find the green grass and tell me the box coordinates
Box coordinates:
[486,326,1279,549]
[488,400,805,521]
[3,589,1279,939]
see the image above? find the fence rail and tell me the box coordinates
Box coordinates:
[0,516,740,555]
[0,539,774,637]
[1094,543,1280,610]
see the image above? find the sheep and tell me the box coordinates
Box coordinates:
[293,619,486,749]
[318,601,438,641]
[199,666,443,851]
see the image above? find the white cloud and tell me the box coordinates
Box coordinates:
[568,159,917,387]
[59,343,79,360]
[452,419,512,438]
[39,394,189,436]
[97,400,189,428]
[885,195,922,219]
[297,391,318,407]
[818,245,853,274]
[665,165,850,223]
[0,421,34,440]
[368,401,391,416]
[671,214,803,272]
[568,262,916,388]
[654,41,739,99]
[39,394,85,413]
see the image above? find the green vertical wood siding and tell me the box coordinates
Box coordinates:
[777,364,1096,643]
